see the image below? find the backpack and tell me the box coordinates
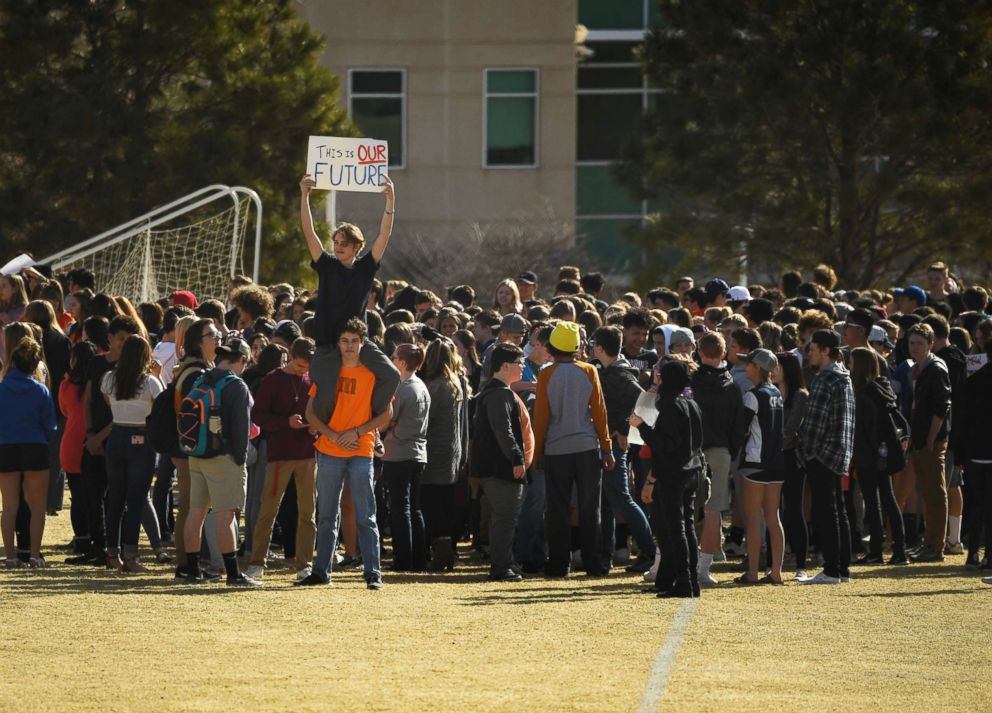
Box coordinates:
[177,372,238,458]
[145,363,204,454]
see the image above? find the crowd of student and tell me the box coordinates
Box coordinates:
[0,179,990,595]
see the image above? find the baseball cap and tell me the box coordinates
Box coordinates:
[810,328,842,351]
[727,286,751,302]
[704,278,730,300]
[171,290,198,309]
[845,308,875,333]
[499,313,528,334]
[900,285,927,306]
[273,319,302,343]
[869,325,895,350]
[669,328,695,347]
[548,322,581,353]
[736,348,778,372]
[515,271,538,285]
[216,337,250,362]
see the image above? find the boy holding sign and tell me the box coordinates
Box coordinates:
[300,173,400,424]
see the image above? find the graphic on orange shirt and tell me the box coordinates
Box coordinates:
[310,365,376,458]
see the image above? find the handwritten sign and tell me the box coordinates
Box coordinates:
[966,353,987,375]
[306,136,388,193]
[0,254,35,276]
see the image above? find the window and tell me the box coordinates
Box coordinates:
[484,69,539,168]
[348,69,405,168]
[578,0,663,30]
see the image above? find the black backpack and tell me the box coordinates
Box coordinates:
[146,364,204,454]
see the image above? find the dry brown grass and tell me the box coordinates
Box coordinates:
[0,512,989,712]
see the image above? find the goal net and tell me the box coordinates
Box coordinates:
[42,186,261,305]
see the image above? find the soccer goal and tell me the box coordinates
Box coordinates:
[41,185,262,305]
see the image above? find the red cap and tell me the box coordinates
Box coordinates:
[171,290,198,309]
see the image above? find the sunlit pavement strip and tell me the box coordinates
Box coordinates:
[637,598,698,713]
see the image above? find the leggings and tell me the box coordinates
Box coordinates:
[859,465,905,558]
[782,450,808,569]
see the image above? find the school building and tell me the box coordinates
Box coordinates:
[300,0,660,281]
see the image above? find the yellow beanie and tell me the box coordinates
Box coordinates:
[549,321,581,353]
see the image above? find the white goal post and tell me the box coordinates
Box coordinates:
[40,185,262,305]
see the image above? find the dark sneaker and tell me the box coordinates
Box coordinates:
[855,554,884,565]
[519,561,545,575]
[625,556,654,574]
[337,555,362,570]
[66,551,103,566]
[888,553,910,565]
[488,570,523,582]
[366,577,384,590]
[175,566,221,583]
[294,572,331,587]
[964,554,981,569]
[226,574,263,588]
[913,547,945,563]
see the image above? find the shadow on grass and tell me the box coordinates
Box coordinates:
[844,587,985,598]
[456,580,650,606]
[0,568,283,597]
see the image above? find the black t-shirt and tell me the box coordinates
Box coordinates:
[624,349,659,374]
[311,250,379,346]
[86,355,115,432]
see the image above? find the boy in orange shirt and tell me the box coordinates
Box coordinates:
[299,318,392,589]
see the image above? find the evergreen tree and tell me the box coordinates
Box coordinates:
[0,0,354,285]
[621,1,992,288]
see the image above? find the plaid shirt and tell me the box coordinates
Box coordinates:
[798,361,855,475]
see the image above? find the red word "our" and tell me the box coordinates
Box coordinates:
[357,144,386,165]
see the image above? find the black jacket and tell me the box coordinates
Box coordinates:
[910,356,952,449]
[470,379,524,482]
[41,327,71,417]
[690,364,746,458]
[599,357,643,436]
[958,362,992,463]
[637,393,704,481]
[935,344,967,450]
[853,378,908,472]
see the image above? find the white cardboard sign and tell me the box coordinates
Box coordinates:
[306,136,388,193]
[0,253,36,276]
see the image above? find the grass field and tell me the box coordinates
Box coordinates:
[1,512,989,712]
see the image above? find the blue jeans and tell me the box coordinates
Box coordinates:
[314,454,381,581]
[601,443,656,565]
[514,470,546,565]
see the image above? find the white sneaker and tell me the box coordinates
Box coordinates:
[802,571,841,585]
[944,540,964,555]
[982,576,992,585]
[296,564,313,582]
[699,571,718,587]
[643,551,662,581]
[244,564,264,580]
[794,569,811,582]
[613,547,631,565]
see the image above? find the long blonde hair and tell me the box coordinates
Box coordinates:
[0,274,29,314]
[422,337,468,400]
[493,278,523,316]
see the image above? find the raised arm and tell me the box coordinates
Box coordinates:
[370,175,395,264]
[299,174,324,263]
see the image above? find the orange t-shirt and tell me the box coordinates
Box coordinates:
[309,364,376,459]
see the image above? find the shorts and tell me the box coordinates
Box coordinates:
[945,449,963,488]
[744,469,785,485]
[0,443,50,473]
[703,447,732,512]
[189,454,248,511]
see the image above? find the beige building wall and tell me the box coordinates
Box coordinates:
[300,0,576,271]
